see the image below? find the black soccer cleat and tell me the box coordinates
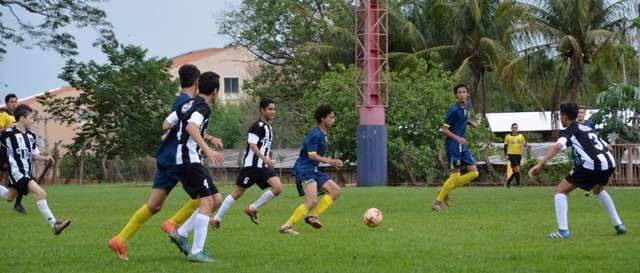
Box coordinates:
[13,203,26,214]
[304,216,323,229]
[52,219,71,235]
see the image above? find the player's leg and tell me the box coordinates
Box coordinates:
[0,183,18,201]
[27,179,70,235]
[13,193,25,214]
[512,165,521,186]
[454,151,479,187]
[433,148,460,211]
[163,166,199,233]
[548,179,576,239]
[211,186,245,228]
[280,180,318,234]
[306,178,340,229]
[592,181,625,235]
[183,165,217,262]
[245,170,282,224]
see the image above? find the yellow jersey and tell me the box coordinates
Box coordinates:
[504,133,526,155]
[0,111,15,129]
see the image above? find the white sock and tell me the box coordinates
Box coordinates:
[36,199,56,226]
[597,191,623,226]
[177,210,199,237]
[249,189,276,210]
[190,213,210,255]
[554,193,569,231]
[214,195,236,221]
[0,185,8,198]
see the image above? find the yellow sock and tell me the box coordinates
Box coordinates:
[455,171,479,187]
[168,199,199,225]
[284,204,309,227]
[436,173,459,202]
[309,195,334,217]
[115,204,154,242]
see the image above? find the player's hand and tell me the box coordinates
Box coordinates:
[528,164,541,177]
[468,120,479,127]
[457,137,468,145]
[330,159,343,168]
[206,136,224,149]
[264,157,275,168]
[205,150,224,167]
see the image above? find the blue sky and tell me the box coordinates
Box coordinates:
[0,0,239,99]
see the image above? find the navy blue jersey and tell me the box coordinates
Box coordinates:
[293,127,327,174]
[155,93,191,167]
[443,101,471,147]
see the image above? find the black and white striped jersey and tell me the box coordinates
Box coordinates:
[242,120,273,168]
[166,96,211,165]
[0,127,39,182]
[557,122,615,171]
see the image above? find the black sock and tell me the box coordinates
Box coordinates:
[14,194,23,207]
[507,173,515,186]
[515,172,521,186]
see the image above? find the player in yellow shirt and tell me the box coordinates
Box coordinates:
[0,94,26,213]
[504,123,526,187]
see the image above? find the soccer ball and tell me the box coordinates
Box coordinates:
[363,208,383,227]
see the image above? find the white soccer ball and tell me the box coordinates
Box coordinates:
[363,208,383,227]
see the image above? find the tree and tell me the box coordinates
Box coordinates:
[590,84,640,143]
[0,0,113,60]
[509,0,632,102]
[37,41,177,160]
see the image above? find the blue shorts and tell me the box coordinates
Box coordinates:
[294,170,330,197]
[152,164,180,193]
[446,144,475,170]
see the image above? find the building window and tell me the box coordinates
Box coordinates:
[224,77,239,94]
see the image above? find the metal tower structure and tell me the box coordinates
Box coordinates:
[354,0,388,186]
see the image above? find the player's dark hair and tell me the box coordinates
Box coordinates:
[511,123,518,128]
[578,105,587,110]
[5,93,17,103]
[314,105,334,124]
[178,64,201,88]
[198,72,220,95]
[453,84,469,95]
[560,102,578,121]
[14,104,32,121]
[259,98,275,110]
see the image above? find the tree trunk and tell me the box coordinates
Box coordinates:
[470,73,483,114]
[399,151,417,186]
[569,61,583,102]
[101,156,108,182]
[621,55,627,84]
[79,141,87,184]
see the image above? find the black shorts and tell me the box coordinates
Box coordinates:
[8,177,30,196]
[236,167,277,190]
[508,154,522,167]
[566,166,614,191]
[178,163,218,199]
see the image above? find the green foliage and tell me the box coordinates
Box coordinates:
[59,153,101,179]
[591,84,640,143]
[209,103,244,148]
[520,158,572,185]
[37,42,177,159]
[0,0,113,60]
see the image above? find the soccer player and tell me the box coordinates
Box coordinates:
[528,102,626,239]
[165,71,224,262]
[504,123,527,187]
[432,84,479,212]
[0,104,71,234]
[0,93,27,214]
[577,105,596,131]
[108,65,223,261]
[279,105,343,235]
[211,98,282,228]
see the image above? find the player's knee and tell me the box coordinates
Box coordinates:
[270,184,282,196]
[305,197,318,208]
[34,189,46,200]
[147,204,162,214]
[329,186,341,200]
[231,187,245,199]
[211,194,223,210]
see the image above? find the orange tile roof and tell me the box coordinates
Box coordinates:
[171,48,225,68]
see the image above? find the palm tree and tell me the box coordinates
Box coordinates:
[389,0,524,116]
[507,0,633,102]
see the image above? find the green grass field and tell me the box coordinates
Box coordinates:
[1,183,639,273]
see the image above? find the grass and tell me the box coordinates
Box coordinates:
[0,183,639,273]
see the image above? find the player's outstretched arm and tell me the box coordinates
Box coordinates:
[441,126,466,144]
[528,143,562,177]
[308,152,343,168]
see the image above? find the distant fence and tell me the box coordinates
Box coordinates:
[610,144,640,185]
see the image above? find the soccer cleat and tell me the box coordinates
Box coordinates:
[279,225,299,235]
[168,231,190,256]
[161,220,177,234]
[547,230,570,239]
[304,216,323,229]
[615,224,626,235]
[107,237,129,261]
[210,217,221,230]
[431,200,444,212]
[13,203,26,214]
[435,188,451,207]
[52,219,71,235]
[243,207,259,225]
[187,250,214,263]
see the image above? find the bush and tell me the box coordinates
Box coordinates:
[520,158,572,185]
